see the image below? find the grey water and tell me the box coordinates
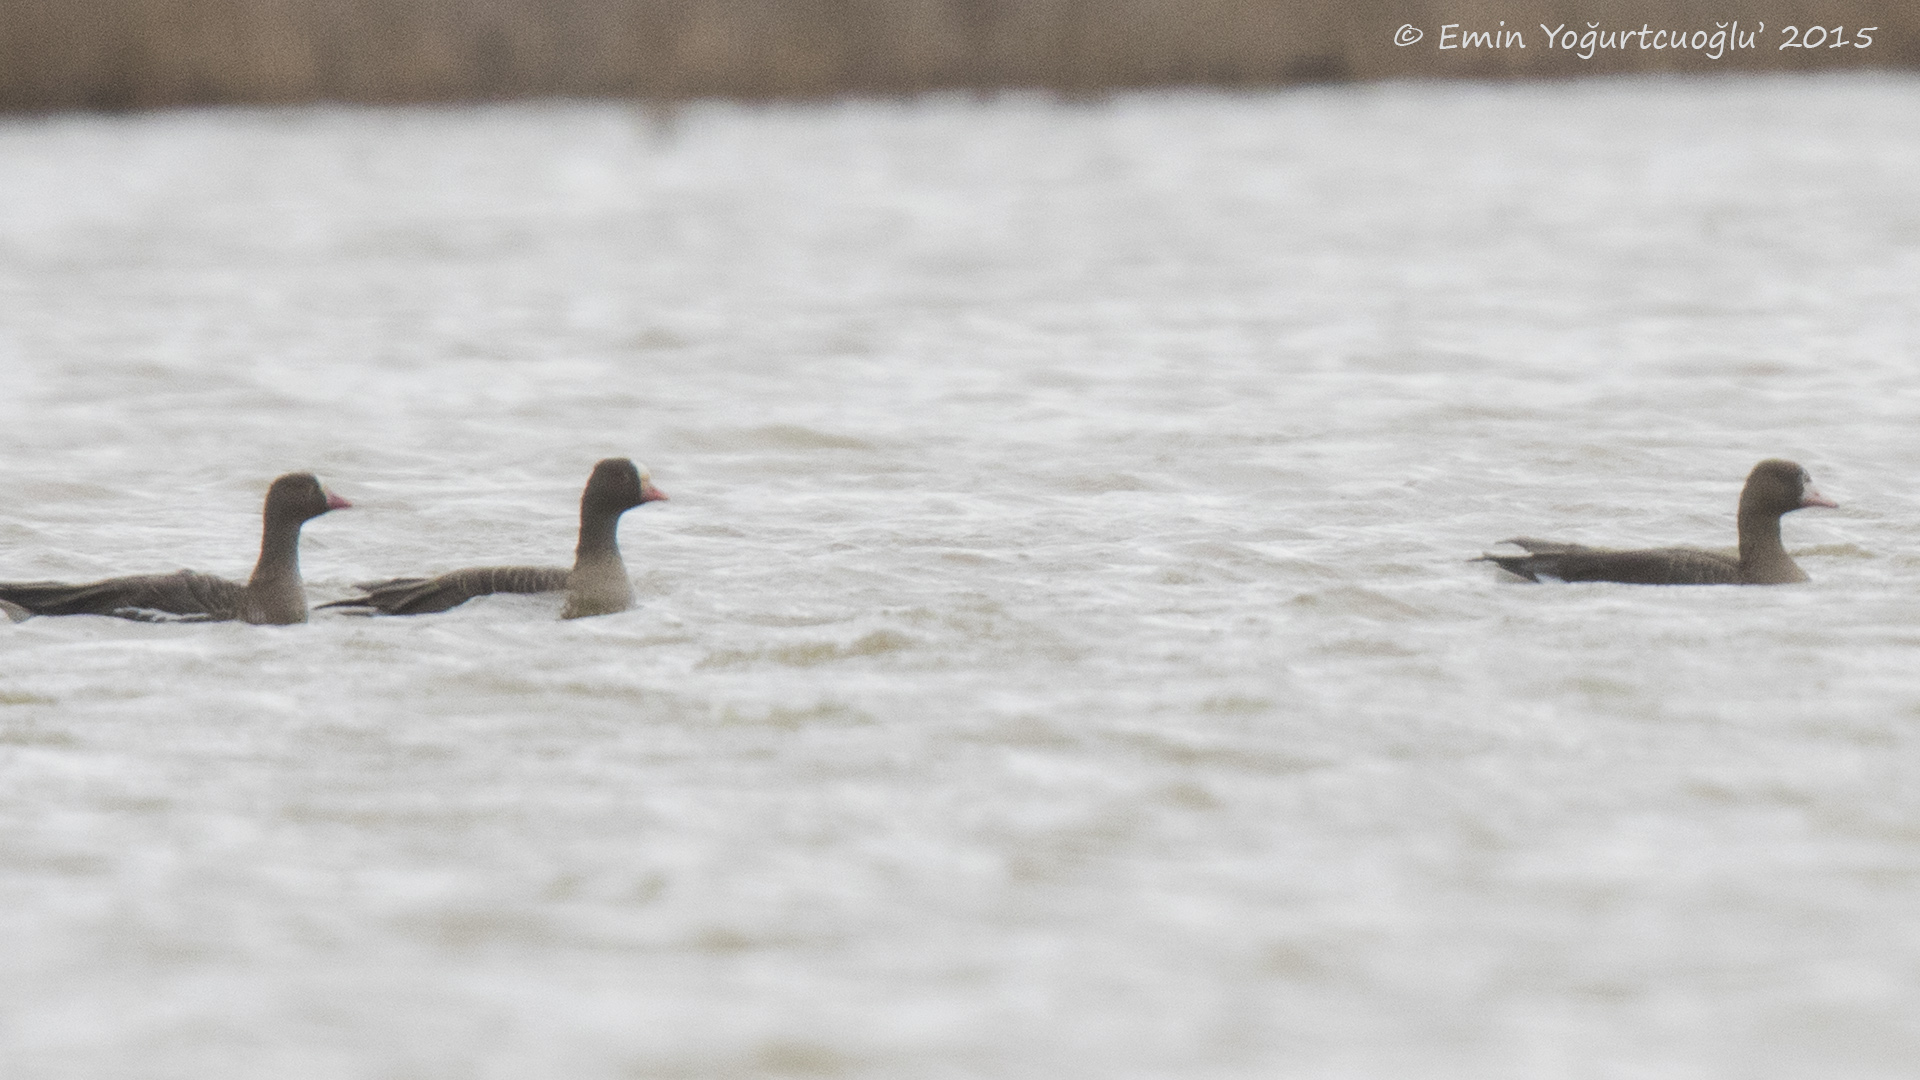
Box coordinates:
[2,73,1920,1078]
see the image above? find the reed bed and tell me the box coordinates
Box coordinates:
[0,0,1913,111]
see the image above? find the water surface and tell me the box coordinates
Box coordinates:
[3,75,1920,1078]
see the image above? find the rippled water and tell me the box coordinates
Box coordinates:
[3,74,1920,1078]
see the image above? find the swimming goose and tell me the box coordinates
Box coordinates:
[0,472,350,623]
[1477,459,1836,585]
[320,458,665,619]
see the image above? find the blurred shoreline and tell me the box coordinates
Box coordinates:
[1,0,1914,112]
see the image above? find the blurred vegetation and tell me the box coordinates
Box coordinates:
[0,0,1911,111]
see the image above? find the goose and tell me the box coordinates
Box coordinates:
[321,458,665,619]
[0,473,350,623]
[1477,459,1836,585]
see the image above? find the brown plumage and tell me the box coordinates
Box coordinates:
[1477,459,1837,586]
[320,459,666,619]
[0,473,351,624]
